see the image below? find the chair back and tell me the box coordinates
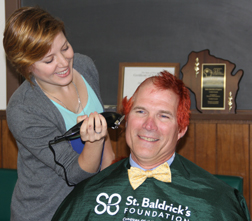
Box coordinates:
[0,169,17,221]
[214,174,243,194]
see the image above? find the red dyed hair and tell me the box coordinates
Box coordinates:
[121,71,191,131]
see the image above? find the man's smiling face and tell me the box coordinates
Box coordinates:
[126,81,187,169]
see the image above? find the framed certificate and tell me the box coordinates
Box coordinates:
[117,62,180,111]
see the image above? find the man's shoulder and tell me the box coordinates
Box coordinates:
[173,153,233,189]
[174,153,213,175]
[74,158,129,191]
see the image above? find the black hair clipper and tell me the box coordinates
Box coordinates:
[55,112,124,141]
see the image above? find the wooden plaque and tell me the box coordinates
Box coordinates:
[181,49,243,114]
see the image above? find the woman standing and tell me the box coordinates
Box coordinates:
[3,6,114,220]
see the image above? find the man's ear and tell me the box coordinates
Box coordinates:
[177,126,188,140]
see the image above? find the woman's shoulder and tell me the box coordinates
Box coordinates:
[73,53,94,67]
[73,53,99,82]
[7,79,55,121]
[7,80,32,108]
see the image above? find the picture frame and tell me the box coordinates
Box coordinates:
[117,62,180,111]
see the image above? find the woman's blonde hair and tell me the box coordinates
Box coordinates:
[3,7,65,83]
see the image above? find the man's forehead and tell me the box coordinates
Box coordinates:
[136,82,173,98]
[136,81,156,95]
[132,82,179,108]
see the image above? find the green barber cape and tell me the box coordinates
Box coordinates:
[53,154,250,221]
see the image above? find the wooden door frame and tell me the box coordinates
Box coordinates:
[5,0,21,104]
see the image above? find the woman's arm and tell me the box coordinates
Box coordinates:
[77,112,114,172]
[100,134,115,170]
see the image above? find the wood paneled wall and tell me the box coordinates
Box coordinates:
[0,111,18,169]
[1,110,252,214]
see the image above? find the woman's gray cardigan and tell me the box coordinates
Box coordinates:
[7,53,103,220]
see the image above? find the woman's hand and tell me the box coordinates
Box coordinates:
[77,112,109,172]
[77,112,107,142]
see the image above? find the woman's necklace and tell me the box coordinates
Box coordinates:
[72,81,81,113]
[37,80,83,114]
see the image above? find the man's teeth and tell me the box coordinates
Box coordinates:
[139,136,158,142]
[57,69,68,75]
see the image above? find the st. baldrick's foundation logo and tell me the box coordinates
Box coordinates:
[94,192,191,220]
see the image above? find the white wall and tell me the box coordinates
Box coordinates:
[0,1,6,110]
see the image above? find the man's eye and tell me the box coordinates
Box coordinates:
[160,114,169,119]
[136,110,144,114]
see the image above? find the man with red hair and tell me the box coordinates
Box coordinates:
[53,71,250,220]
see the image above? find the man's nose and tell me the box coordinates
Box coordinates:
[142,116,158,131]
